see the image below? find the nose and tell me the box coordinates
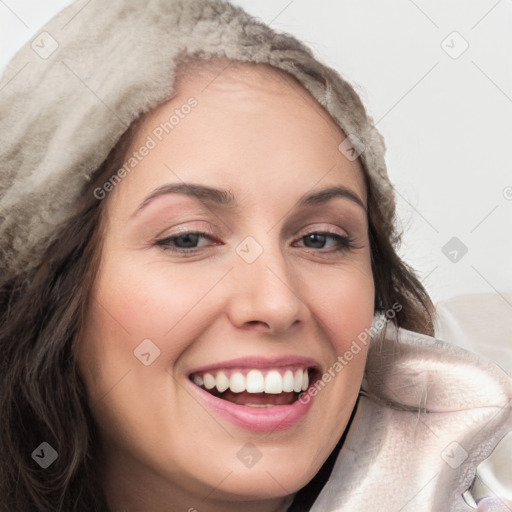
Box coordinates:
[226,238,309,335]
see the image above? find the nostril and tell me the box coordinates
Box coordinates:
[244,320,271,330]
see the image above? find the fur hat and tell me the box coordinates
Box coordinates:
[0,0,394,284]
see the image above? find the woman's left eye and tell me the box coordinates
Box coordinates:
[294,231,354,252]
[155,230,354,254]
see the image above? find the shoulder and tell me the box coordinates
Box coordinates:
[310,324,512,512]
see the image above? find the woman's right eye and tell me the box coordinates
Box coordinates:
[155,231,217,253]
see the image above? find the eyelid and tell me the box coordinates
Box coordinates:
[299,223,348,237]
[156,222,218,239]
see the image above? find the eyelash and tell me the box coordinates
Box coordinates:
[155,230,356,255]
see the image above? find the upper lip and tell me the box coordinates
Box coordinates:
[187,356,321,377]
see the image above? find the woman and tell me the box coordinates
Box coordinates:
[0,1,510,511]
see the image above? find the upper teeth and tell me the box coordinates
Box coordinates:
[191,368,309,394]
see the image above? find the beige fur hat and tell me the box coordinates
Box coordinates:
[0,0,394,284]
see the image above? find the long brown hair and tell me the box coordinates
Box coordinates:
[0,71,434,512]
[0,119,139,511]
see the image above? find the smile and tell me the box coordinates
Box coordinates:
[192,366,309,394]
[187,358,321,431]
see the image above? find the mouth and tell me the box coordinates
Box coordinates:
[186,357,322,431]
[188,365,321,408]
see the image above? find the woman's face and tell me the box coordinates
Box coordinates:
[78,60,374,511]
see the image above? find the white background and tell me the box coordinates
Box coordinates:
[1,0,511,307]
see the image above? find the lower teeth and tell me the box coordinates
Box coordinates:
[200,385,303,406]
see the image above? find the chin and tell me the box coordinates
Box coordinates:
[192,445,324,501]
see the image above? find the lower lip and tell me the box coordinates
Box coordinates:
[189,381,315,432]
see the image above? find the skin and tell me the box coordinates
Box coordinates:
[78,58,375,512]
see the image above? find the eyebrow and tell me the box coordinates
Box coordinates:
[134,182,367,217]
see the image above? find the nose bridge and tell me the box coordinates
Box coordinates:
[227,231,306,332]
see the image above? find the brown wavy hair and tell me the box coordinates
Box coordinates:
[0,65,434,512]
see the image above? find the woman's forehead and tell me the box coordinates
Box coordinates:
[96,56,367,224]
[131,58,349,169]
[150,58,328,124]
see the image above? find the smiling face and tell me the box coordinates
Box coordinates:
[77,58,375,512]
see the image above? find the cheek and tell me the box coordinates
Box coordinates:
[310,262,375,350]
[91,252,224,340]
[304,264,374,412]
[77,252,227,390]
